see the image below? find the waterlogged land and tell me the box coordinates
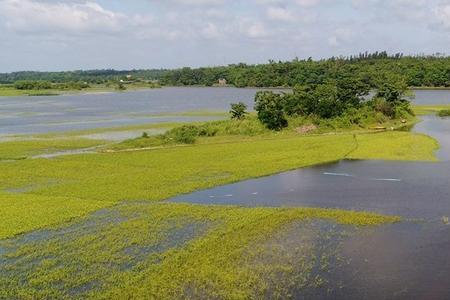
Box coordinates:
[0,100,447,298]
[0,82,162,97]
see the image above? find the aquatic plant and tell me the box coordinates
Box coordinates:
[0,202,399,299]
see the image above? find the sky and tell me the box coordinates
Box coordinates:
[0,0,449,72]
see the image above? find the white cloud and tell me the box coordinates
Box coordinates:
[266,6,294,22]
[0,0,125,34]
[0,0,449,72]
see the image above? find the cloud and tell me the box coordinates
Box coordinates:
[0,0,127,35]
[434,1,450,29]
[0,0,449,72]
[266,6,294,22]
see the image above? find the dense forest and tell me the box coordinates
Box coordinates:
[1,52,450,88]
[161,52,450,88]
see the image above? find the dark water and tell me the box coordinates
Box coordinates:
[0,88,447,136]
[170,115,450,299]
[0,87,260,136]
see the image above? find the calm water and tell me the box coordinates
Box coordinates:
[171,115,450,218]
[170,114,450,299]
[0,87,260,136]
[0,87,447,136]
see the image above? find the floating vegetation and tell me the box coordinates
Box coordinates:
[0,202,399,299]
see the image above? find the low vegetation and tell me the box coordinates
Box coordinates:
[412,104,450,116]
[438,109,450,117]
[0,125,437,241]
[0,192,111,239]
[0,138,106,161]
[0,201,399,299]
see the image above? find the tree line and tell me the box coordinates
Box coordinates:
[0,69,167,85]
[2,52,450,88]
[161,53,450,88]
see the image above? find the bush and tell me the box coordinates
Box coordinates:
[230,102,248,120]
[371,98,395,118]
[164,125,199,144]
[438,109,450,117]
[14,80,52,90]
[254,91,288,130]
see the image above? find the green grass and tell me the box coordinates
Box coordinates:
[0,192,112,239]
[0,138,107,160]
[0,201,399,299]
[0,130,437,238]
[0,83,161,97]
[0,134,356,202]
[0,115,438,297]
[347,131,439,161]
[412,104,450,115]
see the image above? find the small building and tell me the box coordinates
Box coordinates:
[218,78,227,86]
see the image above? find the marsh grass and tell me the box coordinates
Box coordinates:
[0,138,107,160]
[0,202,399,299]
[412,104,450,116]
[0,127,436,239]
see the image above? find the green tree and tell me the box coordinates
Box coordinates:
[254,91,288,130]
[230,102,248,120]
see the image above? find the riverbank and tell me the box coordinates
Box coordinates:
[0,83,161,97]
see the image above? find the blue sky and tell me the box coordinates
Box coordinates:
[0,0,449,72]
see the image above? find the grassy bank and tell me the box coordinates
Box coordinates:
[0,127,437,239]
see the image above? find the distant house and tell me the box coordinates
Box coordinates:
[218,78,227,86]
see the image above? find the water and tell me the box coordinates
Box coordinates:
[0,88,447,137]
[169,114,450,298]
[413,89,450,105]
[0,87,261,136]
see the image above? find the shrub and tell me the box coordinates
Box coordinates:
[230,102,248,120]
[14,80,52,90]
[438,109,450,117]
[164,125,199,144]
[371,98,395,118]
[254,91,288,130]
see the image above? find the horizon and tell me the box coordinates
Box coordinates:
[1,0,450,72]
